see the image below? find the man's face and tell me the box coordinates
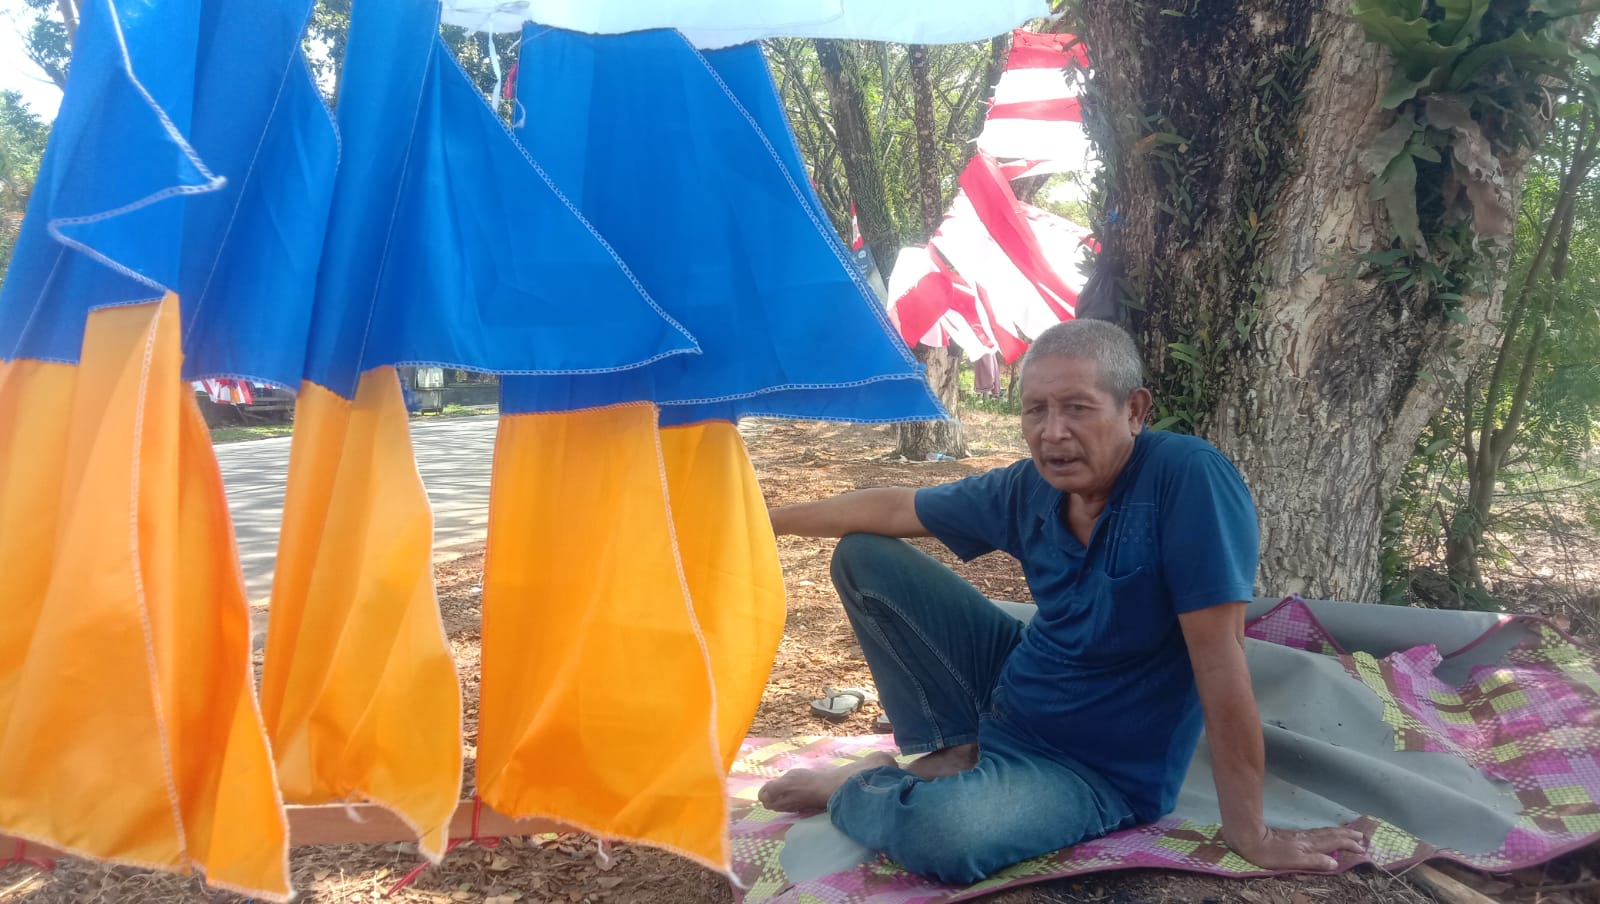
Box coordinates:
[1020,356,1150,498]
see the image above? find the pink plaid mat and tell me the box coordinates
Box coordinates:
[726,598,1600,902]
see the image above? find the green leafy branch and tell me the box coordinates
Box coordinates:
[1352,0,1598,261]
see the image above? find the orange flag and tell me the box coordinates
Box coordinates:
[0,296,289,900]
[477,404,783,870]
[658,419,787,770]
[259,366,463,860]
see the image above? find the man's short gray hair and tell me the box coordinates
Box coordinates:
[1020,319,1145,399]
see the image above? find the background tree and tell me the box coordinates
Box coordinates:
[1386,70,1600,609]
[1445,94,1599,590]
[893,43,967,459]
[767,37,1009,459]
[769,38,1011,254]
[0,1,65,279]
[0,90,50,279]
[14,0,72,91]
[302,2,517,108]
[1077,1,1595,601]
[810,39,901,273]
[303,0,352,101]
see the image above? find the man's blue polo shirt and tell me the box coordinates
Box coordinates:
[913,429,1259,820]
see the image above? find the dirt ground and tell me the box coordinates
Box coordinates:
[4,411,1599,904]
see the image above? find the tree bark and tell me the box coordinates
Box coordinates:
[768,40,852,232]
[56,0,76,51]
[1081,4,1535,601]
[895,43,966,461]
[909,45,942,237]
[895,346,967,460]
[813,39,899,274]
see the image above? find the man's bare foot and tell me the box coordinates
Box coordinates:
[757,751,898,812]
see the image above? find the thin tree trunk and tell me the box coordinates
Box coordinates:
[1473,106,1589,483]
[909,45,942,237]
[769,40,853,233]
[945,36,1005,144]
[1081,3,1539,601]
[896,44,966,461]
[895,349,967,460]
[969,34,1010,144]
[56,0,77,51]
[1445,114,1600,586]
[813,39,899,275]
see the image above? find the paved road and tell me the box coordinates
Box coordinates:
[218,415,499,604]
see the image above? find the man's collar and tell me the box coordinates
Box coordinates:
[1028,468,1063,521]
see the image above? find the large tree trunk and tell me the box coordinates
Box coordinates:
[813,39,899,274]
[895,43,967,461]
[1081,5,1533,601]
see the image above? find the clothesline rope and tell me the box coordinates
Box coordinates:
[383,797,501,897]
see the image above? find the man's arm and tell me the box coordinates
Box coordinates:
[1178,603,1365,871]
[769,488,930,539]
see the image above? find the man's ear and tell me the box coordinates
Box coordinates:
[1127,387,1154,431]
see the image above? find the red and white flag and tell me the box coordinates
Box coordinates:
[976,30,1092,173]
[892,29,1099,363]
[931,191,1058,346]
[885,245,958,348]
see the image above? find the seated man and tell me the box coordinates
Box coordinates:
[758,319,1364,884]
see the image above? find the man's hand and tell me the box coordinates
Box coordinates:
[1224,825,1366,872]
[1178,603,1368,872]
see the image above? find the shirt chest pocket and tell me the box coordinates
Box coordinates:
[1103,503,1158,580]
[1062,565,1168,662]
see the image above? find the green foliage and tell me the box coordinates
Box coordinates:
[1506,161,1600,472]
[1382,416,1492,606]
[1352,0,1595,267]
[0,91,50,283]
[0,91,48,162]
[1385,411,1600,608]
[1363,7,1600,605]
[441,26,521,119]
[957,363,1021,415]
[303,0,520,114]
[958,387,1022,416]
[1384,86,1600,604]
[17,0,71,90]
[1030,181,1093,228]
[303,0,351,98]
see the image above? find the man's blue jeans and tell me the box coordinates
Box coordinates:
[825,533,1135,884]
